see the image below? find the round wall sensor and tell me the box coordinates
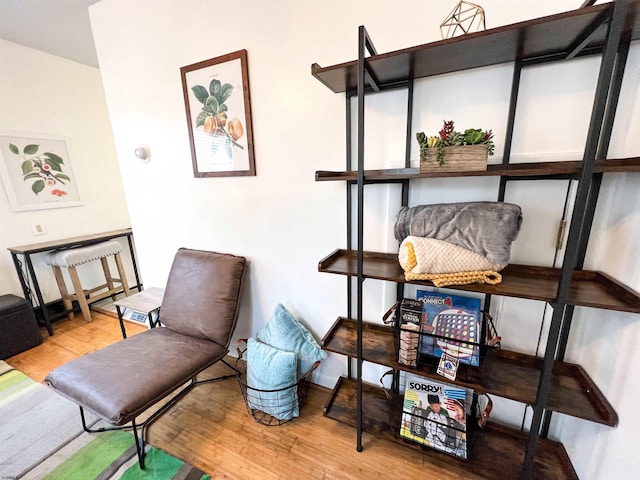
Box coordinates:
[134,145,151,162]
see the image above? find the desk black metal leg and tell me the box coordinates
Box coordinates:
[116,305,127,339]
[24,253,54,336]
[12,252,54,336]
[11,253,32,306]
[126,234,142,292]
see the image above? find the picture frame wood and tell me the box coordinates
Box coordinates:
[0,131,83,211]
[180,49,256,177]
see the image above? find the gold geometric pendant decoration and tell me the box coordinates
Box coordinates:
[440,1,486,39]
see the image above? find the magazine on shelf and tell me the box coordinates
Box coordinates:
[416,290,482,366]
[399,373,469,459]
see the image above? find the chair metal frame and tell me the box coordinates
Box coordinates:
[79,357,240,469]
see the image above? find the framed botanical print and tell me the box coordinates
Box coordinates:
[180,49,256,177]
[0,132,83,211]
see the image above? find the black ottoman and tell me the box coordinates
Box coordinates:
[0,294,42,359]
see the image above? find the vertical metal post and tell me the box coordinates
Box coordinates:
[522,1,628,475]
[397,82,412,297]
[404,80,414,172]
[543,37,630,440]
[491,58,523,344]
[346,93,354,380]
[355,26,366,453]
[502,59,521,166]
[355,25,378,453]
[498,59,521,201]
[392,80,415,393]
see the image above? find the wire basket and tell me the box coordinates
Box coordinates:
[399,403,468,459]
[235,338,320,426]
[381,370,493,461]
[384,299,501,369]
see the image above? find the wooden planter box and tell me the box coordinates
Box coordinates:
[420,144,489,173]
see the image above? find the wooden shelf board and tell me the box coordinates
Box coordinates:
[317,249,640,314]
[315,157,640,182]
[322,317,617,426]
[323,376,578,479]
[311,2,640,93]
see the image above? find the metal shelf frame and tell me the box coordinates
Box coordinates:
[319,1,636,477]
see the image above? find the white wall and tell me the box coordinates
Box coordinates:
[0,40,133,303]
[89,1,640,478]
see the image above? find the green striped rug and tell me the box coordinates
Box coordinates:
[0,361,210,479]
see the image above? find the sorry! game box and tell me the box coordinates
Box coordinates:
[416,290,482,366]
[399,372,469,458]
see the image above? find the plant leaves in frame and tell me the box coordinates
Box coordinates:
[191,85,209,104]
[9,143,19,154]
[196,111,208,127]
[32,179,45,195]
[219,83,233,104]
[209,79,221,99]
[46,160,63,172]
[44,152,64,165]
[54,173,70,183]
[205,96,219,115]
[21,161,33,175]
[23,144,39,155]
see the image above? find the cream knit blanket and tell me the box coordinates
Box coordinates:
[399,236,502,287]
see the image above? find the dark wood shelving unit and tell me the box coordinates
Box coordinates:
[315,157,640,182]
[312,2,640,478]
[311,3,640,93]
[323,377,578,480]
[318,249,640,314]
[322,317,617,426]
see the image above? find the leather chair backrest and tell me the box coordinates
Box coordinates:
[159,248,246,348]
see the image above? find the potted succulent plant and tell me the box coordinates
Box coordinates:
[416,120,495,172]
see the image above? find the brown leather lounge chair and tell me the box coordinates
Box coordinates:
[45,248,247,469]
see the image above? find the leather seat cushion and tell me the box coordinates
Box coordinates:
[45,327,227,425]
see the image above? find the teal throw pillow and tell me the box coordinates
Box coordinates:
[257,303,327,376]
[246,337,299,420]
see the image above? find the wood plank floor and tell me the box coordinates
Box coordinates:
[6,312,482,479]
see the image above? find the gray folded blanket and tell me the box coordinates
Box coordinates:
[394,202,523,267]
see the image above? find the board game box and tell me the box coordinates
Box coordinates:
[397,298,422,367]
[416,290,482,366]
[399,373,469,459]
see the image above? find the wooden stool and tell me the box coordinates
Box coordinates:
[45,240,131,323]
